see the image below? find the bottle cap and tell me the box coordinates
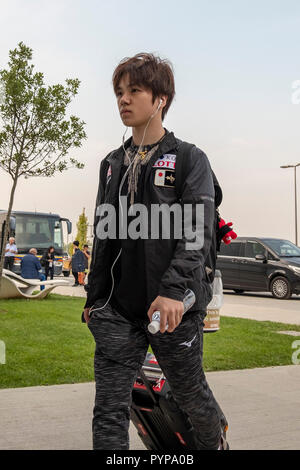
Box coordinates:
[148,320,160,334]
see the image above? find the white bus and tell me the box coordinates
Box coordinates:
[0,210,72,276]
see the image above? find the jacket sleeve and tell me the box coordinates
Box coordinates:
[84,157,109,308]
[158,146,215,301]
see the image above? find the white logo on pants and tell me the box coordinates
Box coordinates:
[179,334,197,348]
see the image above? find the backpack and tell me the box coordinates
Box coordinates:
[175,142,224,284]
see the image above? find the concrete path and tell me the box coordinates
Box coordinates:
[221,291,300,325]
[53,281,86,298]
[0,365,299,450]
[53,282,300,325]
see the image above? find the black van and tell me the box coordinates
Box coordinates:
[216,237,300,299]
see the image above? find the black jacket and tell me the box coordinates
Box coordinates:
[84,131,216,312]
[72,248,85,273]
[41,251,55,267]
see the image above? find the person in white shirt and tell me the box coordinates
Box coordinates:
[4,237,18,271]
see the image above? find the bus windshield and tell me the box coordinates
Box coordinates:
[15,214,63,254]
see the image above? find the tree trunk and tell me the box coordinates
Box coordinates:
[0,175,19,292]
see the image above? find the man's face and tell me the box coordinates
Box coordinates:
[116,74,159,128]
[9,238,14,244]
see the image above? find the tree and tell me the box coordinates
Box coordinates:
[67,242,74,257]
[75,208,88,249]
[0,42,87,289]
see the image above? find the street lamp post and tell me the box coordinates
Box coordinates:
[280,163,300,246]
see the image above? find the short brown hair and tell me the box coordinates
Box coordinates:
[112,53,175,120]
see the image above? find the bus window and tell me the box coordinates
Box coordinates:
[16,215,53,250]
[54,220,62,248]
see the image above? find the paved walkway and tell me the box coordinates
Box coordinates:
[53,282,300,325]
[1,365,299,450]
[221,292,300,325]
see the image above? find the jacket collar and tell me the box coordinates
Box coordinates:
[106,130,178,203]
[107,129,178,165]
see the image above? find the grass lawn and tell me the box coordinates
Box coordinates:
[0,294,299,389]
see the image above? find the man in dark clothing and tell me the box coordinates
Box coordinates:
[83,53,229,450]
[71,241,85,286]
[41,246,55,280]
[21,248,46,291]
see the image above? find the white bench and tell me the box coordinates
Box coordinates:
[0,269,70,299]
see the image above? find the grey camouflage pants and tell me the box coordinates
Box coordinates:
[87,302,225,450]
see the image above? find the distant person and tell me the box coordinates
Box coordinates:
[4,237,18,271]
[41,246,55,280]
[82,244,91,280]
[21,248,46,291]
[71,241,85,286]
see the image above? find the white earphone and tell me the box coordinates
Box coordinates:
[87,97,164,317]
[151,98,163,118]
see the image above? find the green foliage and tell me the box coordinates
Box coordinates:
[0,41,87,288]
[67,242,74,257]
[0,295,94,388]
[0,42,86,179]
[1,295,300,389]
[75,208,88,249]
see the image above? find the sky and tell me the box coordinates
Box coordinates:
[1,0,300,243]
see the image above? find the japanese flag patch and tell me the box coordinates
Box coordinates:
[154,169,176,187]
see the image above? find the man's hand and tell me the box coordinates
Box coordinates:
[83,307,91,324]
[147,296,184,333]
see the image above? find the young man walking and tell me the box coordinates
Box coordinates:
[83,53,228,450]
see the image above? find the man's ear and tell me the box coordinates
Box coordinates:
[160,96,167,109]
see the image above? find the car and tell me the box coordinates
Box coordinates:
[216,237,300,299]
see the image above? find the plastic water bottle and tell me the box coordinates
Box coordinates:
[204,270,223,332]
[148,289,196,334]
[207,270,223,310]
